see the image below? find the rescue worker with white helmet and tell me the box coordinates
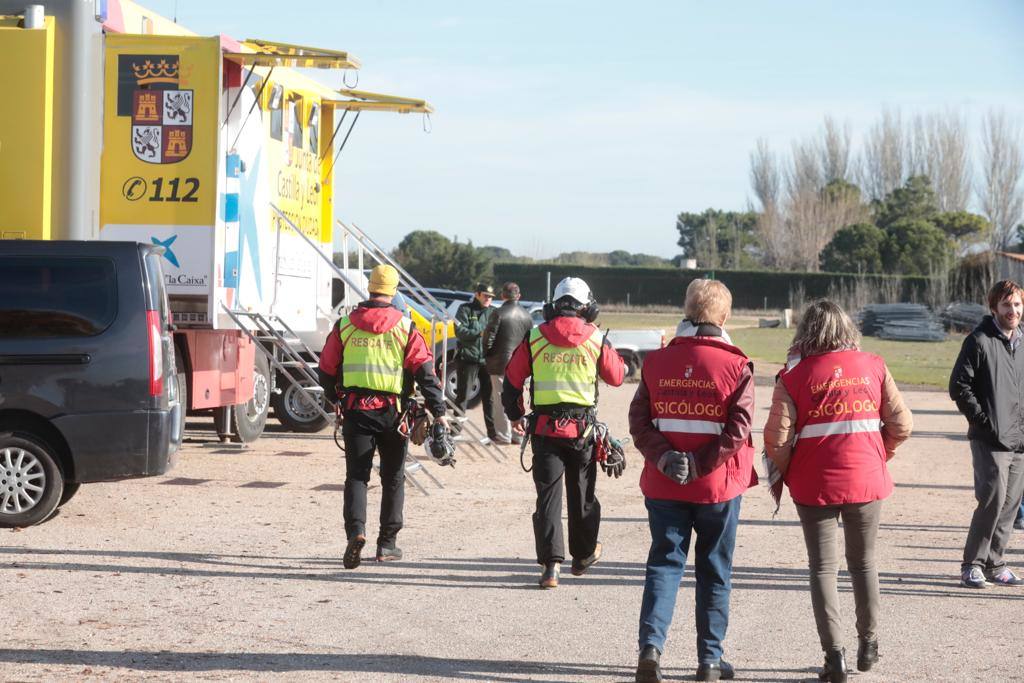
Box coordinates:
[502,277,626,588]
[317,265,448,569]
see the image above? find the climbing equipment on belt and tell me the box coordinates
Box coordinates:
[519,413,538,473]
[332,402,346,453]
[408,401,432,446]
[594,421,628,478]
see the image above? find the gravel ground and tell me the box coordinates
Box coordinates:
[2,373,1024,681]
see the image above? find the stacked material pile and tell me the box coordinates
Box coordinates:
[859,303,948,342]
[941,302,987,332]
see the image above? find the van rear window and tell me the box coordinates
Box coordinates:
[0,257,117,337]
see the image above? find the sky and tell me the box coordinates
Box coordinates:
[145,0,1024,258]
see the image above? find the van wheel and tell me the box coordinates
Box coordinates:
[0,432,64,528]
[233,352,271,443]
[272,379,330,432]
[59,482,81,507]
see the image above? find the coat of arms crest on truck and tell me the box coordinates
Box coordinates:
[121,55,193,164]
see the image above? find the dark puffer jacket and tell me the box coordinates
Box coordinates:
[483,300,534,375]
[949,315,1024,452]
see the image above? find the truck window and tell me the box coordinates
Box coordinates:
[308,104,319,154]
[290,95,304,149]
[0,257,117,338]
[269,84,284,141]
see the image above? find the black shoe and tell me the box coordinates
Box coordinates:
[857,639,878,672]
[635,645,662,683]
[819,648,848,683]
[375,544,403,562]
[539,562,560,589]
[343,534,366,569]
[571,541,603,576]
[696,658,735,681]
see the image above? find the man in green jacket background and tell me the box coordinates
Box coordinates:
[454,283,495,438]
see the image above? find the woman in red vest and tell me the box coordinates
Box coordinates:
[629,279,757,683]
[764,300,912,683]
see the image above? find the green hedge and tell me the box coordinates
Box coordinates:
[492,263,932,309]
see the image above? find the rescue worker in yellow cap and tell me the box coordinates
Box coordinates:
[502,277,626,588]
[317,265,448,569]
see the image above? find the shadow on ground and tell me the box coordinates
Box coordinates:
[2,547,1021,601]
[0,649,826,681]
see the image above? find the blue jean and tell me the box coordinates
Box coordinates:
[637,496,742,664]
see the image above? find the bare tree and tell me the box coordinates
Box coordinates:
[979,110,1024,250]
[859,109,906,202]
[783,138,828,270]
[932,111,972,212]
[750,138,780,209]
[819,115,852,183]
[749,139,789,268]
[908,111,972,211]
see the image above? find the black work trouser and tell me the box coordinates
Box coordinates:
[530,435,600,565]
[342,409,407,547]
[455,361,495,437]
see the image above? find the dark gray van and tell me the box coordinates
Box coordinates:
[0,240,182,527]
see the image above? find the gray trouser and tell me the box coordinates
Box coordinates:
[796,500,882,652]
[489,374,511,442]
[962,441,1024,572]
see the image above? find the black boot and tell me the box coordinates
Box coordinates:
[819,648,848,683]
[343,534,366,570]
[857,638,879,672]
[697,659,735,681]
[375,544,403,562]
[635,645,662,683]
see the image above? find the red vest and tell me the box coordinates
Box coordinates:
[780,350,892,506]
[639,336,757,503]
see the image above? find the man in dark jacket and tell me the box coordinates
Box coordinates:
[950,279,1024,589]
[483,282,534,445]
[318,265,447,570]
[454,283,495,437]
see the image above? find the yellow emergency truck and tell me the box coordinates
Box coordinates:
[0,0,436,439]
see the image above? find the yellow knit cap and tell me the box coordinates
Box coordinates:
[368,264,400,296]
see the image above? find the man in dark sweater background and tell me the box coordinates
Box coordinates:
[950,279,1024,589]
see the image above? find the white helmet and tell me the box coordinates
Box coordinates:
[553,277,592,305]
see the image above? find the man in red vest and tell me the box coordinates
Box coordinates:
[628,279,756,683]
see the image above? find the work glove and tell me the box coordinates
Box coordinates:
[600,444,626,478]
[657,450,696,485]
